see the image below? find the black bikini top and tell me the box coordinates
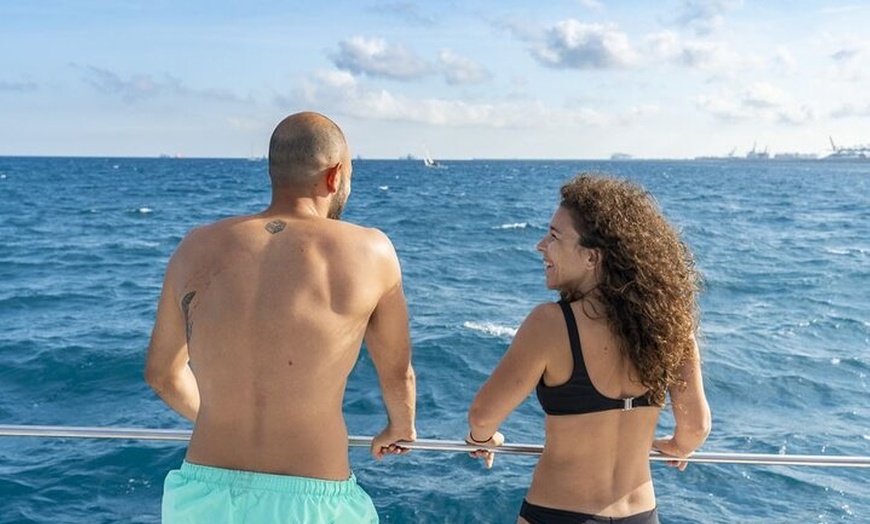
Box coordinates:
[535,300,652,416]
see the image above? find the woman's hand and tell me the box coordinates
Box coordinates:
[652,435,691,471]
[465,431,505,469]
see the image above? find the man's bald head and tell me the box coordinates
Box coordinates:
[268,112,349,187]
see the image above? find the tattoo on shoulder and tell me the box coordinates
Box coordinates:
[181,291,196,344]
[265,220,286,234]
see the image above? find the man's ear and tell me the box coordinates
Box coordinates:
[324,162,341,193]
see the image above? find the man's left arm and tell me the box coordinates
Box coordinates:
[364,231,417,459]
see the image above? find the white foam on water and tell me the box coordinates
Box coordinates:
[824,246,868,256]
[494,222,528,229]
[379,185,389,190]
[137,207,153,214]
[122,239,160,249]
[463,321,517,339]
[831,358,841,365]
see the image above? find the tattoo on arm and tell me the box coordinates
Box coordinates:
[265,220,286,234]
[181,291,196,344]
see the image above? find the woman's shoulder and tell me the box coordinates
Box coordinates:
[517,302,568,341]
[526,301,564,320]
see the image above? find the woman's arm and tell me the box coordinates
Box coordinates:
[467,304,556,461]
[653,335,712,469]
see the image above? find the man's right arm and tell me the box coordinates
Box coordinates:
[144,246,201,423]
[364,233,416,459]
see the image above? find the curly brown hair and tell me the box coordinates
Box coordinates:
[559,174,701,406]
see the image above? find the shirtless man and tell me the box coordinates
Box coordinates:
[145,111,416,523]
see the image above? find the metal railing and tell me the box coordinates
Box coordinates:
[1,424,868,468]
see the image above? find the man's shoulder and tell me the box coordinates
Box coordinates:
[184,215,247,239]
[170,216,244,258]
[330,220,392,246]
[324,222,399,272]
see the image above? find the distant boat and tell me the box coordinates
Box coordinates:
[423,148,444,168]
[773,152,818,161]
[247,143,265,162]
[825,137,869,160]
[745,142,770,160]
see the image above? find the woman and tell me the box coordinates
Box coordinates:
[466,174,711,524]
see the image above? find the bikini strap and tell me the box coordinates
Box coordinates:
[557,300,587,378]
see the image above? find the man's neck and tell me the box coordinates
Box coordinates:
[264,195,328,219]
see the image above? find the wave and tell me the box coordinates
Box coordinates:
[493,222,528,229]
[462,321,517,338]
[824,246,867,256]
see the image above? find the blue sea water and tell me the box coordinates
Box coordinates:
[0,156,868,523]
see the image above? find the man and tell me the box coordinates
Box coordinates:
[145,111,416,523]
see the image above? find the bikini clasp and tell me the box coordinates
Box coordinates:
[622,397,635,411]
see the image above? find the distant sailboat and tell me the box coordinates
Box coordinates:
[247,142,265,162]
[423,148,443,168]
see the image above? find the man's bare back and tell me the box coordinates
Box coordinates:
[146,112,416,486]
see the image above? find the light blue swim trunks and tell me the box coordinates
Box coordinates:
[162,461,378,523]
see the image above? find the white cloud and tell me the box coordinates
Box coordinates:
[828,46,864,81]
[773,46,798,74]
[577,0,604,11]
[0,80,38,93]
[285,69,623,129]
[695,91,746,121]
[830,103,870,119]
[226,116,262,131]
[438,50,492,86]
[819,5,867,15]
[646,31,758,73]
[742,82,786,109]
[331,36,432,81]
[672,0,744,35]
[623,104,661,122]
[77,65,243,104]
[500,17,546,42]
[776,105,815,125]
[675,41,731,69]
[531,20,636,70]
[695,83,814,124]
[367,2,434,26]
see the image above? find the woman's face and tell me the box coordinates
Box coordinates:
[536,206,596,293]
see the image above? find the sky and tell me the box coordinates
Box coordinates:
[1,0,869,159]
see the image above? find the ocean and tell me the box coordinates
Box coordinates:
[0,156,868,523]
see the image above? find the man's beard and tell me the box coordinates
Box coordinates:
[328,177,349,220]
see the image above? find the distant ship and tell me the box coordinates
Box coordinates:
[825,137,869,160]
[745,142,770,160]
[773,152,818,160]
[423,148,444,168]
[699,143,772,160]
